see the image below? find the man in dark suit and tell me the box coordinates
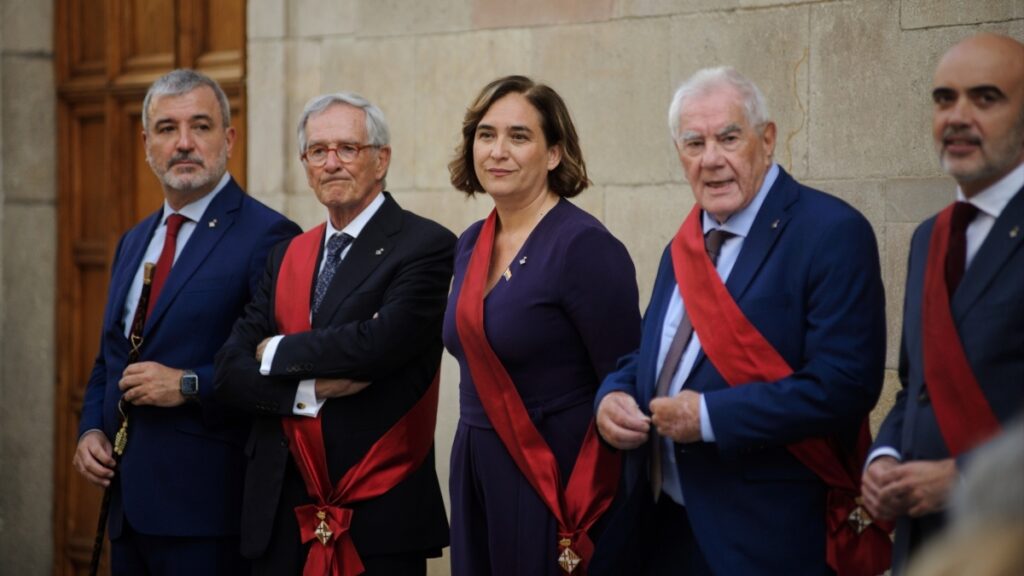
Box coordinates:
[72,69,301,575]
[595,67,887,575]
[863,33,1024,574]
[214,92,453,576]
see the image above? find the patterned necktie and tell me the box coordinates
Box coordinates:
[312,232,354,315]
[945,201,979,298]
[147,213,188,318]
[651,228,735,499]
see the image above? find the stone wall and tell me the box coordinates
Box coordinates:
[0,0,58,572]
[246,2,1020,573]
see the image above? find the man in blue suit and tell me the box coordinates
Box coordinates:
[863,33,1024,575]
[595,67,886,575]
[72,69,301,575]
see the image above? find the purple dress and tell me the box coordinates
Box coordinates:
[443,199,641,576]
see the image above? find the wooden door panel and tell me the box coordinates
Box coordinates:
[55,2,247,574]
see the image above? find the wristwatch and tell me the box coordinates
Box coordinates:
[180,369,199,400]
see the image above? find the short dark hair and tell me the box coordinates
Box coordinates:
[143,69,231,132]
[449,75,590,198]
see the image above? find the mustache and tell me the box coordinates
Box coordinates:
[169,153,205,167]
[942,126,981,145]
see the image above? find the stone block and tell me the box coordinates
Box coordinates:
[901,0,1024,29]
[248,0,287,39]
[616,0,738,18]
[412,29,533,190]
[472,0,614,29]
[884,177,955,223]
[247,41,288,197]
[286,191,329,230]
[739,0,819,6]
[1,203,56,575]
[807,0,993,180]
[2,55,56,202]
[1,0,52,52]
[603,184,693,307]
[357,0,472,36]
[669,7,812,179]
[285,40,324,197]
[870,368,901,437]
[390,188,491,238]
[290,0,358,38]
[532,19,676,187]
[321,36,418,191]
[884,222,917,369]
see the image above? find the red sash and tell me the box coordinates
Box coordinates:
[276,224,441,576]
[671,206,892,576]
[454,211,621,575]
[922,205,1001,456]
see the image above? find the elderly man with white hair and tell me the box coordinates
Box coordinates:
[596,67,890,575]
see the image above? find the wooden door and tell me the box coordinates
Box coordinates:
[54,2,246,574]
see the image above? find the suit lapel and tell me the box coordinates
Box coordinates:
[109,211,162,329]
[724,169,797,301]
[314,193,401,326]
[641,249,677,406]
[953,185,1024,320]
[145,180,244,336]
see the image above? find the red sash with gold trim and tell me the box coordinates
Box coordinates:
[276,224,441,576]
[454,210,621,575]
[922,205,1001,456]
[671,206,891,576]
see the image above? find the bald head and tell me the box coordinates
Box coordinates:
[932,33,1024,196]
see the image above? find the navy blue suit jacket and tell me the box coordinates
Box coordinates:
[78,178,300,538]
[597,168,886,574]
[873,184,1024,572]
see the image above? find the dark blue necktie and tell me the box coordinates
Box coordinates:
[312,232,354,315]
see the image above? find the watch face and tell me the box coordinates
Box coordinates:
[181,373,199,396]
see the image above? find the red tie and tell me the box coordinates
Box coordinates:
[945,201,978,297]
[147,213,188,317]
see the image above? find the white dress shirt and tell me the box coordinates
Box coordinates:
[260,191,386,417]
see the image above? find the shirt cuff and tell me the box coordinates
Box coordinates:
[259,335,284,375]
[865,447,902,471]
[699,394,715,442]
[293,379,325,417]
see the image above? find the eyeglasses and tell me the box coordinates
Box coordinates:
[302,143,377,166]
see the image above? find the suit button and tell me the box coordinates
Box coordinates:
[296,402,306,410]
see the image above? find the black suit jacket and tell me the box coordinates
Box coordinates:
[214,193,454,566]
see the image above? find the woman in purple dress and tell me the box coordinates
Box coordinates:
[444,75,641,575]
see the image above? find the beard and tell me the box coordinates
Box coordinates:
[148,148,229,195]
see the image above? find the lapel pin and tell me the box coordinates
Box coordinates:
[519,256,528,265]
[771,219,780,229]
[208,218,217,228]
[1010,225,1020,239]
[503,268,512,281]
[375,248,385,255]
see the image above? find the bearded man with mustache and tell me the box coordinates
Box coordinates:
[73,69,300,575]
[863,33,1024,575]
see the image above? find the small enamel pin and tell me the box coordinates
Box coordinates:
[1010,225,1020,239]
[519,256,527,265]
[503,268,512,281]
[208,218,218,228]
[375,248,385,255]
[771,219,780,229]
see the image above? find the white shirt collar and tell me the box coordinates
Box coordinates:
[324,191,386,245]
[956,162,1024,219]
[702,162,779,237]
[159,171,231,224]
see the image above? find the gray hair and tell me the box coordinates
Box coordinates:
[668,66,770,142]
[296,92,391,154]
[142,69,231,132]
